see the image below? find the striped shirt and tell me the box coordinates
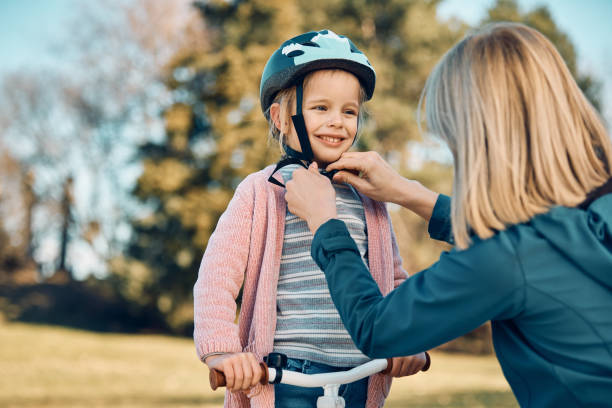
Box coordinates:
[273,164,370,367]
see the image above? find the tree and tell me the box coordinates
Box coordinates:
[0,71,74,279]
[122,0,603,337]
[115,0,294,334]
[119,0,461,334]
[0,147,38,284]
[0,0,207,284]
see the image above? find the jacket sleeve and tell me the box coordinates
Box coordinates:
[312,218,525,358]
[193,183,254,361]
[428,194,454,245]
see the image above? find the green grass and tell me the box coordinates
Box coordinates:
[0,321,517,407]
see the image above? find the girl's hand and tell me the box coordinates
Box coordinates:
[327,152,439,221]
[285,162,337,234]
[205,352,263,391]
[388,352,430,377]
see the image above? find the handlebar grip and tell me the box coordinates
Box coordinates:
[209,362,269,390]
[381,358,394,375]
[380,352,431,375]
[209,368,225,390]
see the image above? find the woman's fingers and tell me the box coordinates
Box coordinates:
[326,154,368,173]
[328,151,439,220]
[325,156,365,172]
[403,357,421,375]
[389,357,402,376]
[389,354,428,377]
[332,170,370,191]
[397,357,410,377]
[327,151,403,203]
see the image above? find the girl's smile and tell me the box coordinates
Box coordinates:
[314,134,348,145]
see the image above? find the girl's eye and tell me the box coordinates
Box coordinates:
[344,109,357,116]
[314,105,327,111]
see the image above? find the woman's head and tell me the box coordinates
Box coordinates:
[269,69,367,165]
[421,22,612,248]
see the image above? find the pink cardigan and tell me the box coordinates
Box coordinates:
[194,165,408,408]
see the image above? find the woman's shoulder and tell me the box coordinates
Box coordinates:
[437,229,525,304]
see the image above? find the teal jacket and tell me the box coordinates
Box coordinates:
[312,193,612,407]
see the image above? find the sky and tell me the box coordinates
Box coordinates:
[0,0,610,125]
[0,0,77,72]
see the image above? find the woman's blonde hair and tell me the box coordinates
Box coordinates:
[420,22,612,249]
[266,69,368,154]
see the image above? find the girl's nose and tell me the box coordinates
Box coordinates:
[328,111,343,127]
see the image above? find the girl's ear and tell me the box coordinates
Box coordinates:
[269,103,282,132]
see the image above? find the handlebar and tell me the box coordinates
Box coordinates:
[209,353,430,390]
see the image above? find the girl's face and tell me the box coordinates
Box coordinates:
[277,69,361,166]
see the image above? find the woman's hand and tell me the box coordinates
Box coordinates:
[388,352,430,377]
[327,152,439,221]
[285,162,337,234]
[205,352,263,391]
[327,151,406,203]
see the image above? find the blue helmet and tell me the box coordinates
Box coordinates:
[260,29,376,116]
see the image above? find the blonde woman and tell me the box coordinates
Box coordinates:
[284,22,612,407]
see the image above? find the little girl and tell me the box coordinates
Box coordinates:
[193,30,427,408]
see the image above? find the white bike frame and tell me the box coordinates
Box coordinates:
[269,358,389,408]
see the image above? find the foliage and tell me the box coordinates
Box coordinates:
[121,0,603,336]
[0,281,168,332]
[0,132,38,283]
[120,0,461,334]
[0,151,21,271]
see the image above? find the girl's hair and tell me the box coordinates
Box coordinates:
[419,22,612,249]
[266,69,368,154]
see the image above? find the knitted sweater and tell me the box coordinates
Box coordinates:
[193,165,408,408]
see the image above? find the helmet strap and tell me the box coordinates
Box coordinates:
[290,80,314,161]
[267,156,308,188]
[282,143,309,160]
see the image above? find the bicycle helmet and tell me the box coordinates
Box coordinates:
[260,30,376,187]
[260,29,376,116]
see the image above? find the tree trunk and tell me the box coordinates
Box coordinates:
[54,176,74,283]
